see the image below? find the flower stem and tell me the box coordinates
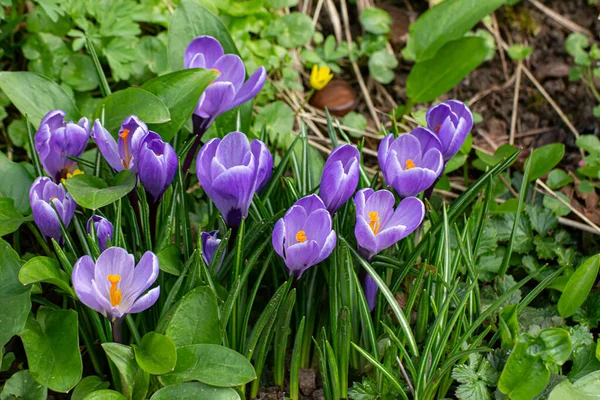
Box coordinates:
[111,318,123,343]
[295,88,316,117]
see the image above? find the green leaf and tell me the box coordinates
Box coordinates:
[277,13,314,49]
[565,32,591,67]
[368,49,398,85]
[404,0,506,62]
[150,382,241,400]
[168,0,240,71]
[558,255,600,318]
[406,37,488,102]
[507,44,533,60]
[83,390,127,400]
[0,198,32,237]
[60,54,99,92]
[254,101,294,146]
[19,307,82,393]
[158,344,256,387]
[544,193,572,217]
[265,0,298,9]
[528,143,565,181]
[156,245,183,276]
[165,286,220,347]
[0,152,34,215]
[549,371,600,400]
[342,112,368,138]
[94,88,170,136]
[71,376,110,400]
[576,135,600,154]
[0,71,79,128]
[141,68,218,142]
[547,169,573,190]
[475,144,518,168]
[0,370,47,400]
[102,343,149,400]
[133,332,177,375]
[137,36,169,75]
[359,8,392,35]
[499,304,519,349]
[19,256,74,296]
[65,170,136,210]
[0,239,31,349]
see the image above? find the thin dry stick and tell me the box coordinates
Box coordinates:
[339,0,382,130]
[509,61,522,146]
[528,0,594,37]
[325,0,343,43]
[468,73,516,106]
[491,13,509,81]
[311,0,325,27]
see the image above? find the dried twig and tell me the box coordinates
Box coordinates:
[528,0,594,37]
[509,61,522,146]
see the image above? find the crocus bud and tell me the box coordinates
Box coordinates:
[91,115,149,173]
[354,188,424,261]
[320,144,360,214]
[72,247,160,322]
[272,194,336,279]
[29,177,77,243]
[201,230,225,272]
[35,110,89,182]
[378,131,443,197]
[196,131,273,228]
[363,275,378,312]
[138,134,178,202]
[185,36,267,135]
[426,100,473,161]
[87,215,114,252]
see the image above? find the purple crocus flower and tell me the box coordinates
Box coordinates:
[426,100,473,161]
[378,131,444,197]
[319,144,360,214]
[29,177,76,243]
[184,36,267,134]
[272,195,336,279]
[35,110,90,182]
[138,133,178,202]
[201,230,225,271]
[354,188,425,311]
[72,247,160,322]
[196,131,273,228]
[91,116,150,174]
[87,215,114,252]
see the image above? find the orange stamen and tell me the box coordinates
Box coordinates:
[436,124,441,132]
[107,274,122,307]
[296,230,307,243]
[119,129,132,169]
[369,212,380,235]
[405,159,416,170]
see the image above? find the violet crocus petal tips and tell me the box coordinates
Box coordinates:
[426,100,473,161]
[29,177,76,243]
[138,135,178,202]
[72,248,160,322]
[196,131,273,228]
[87,215,114,252]
[378,133,443,198]
[319,144,360,214]
[184,36,266,133]
[272,194,336,279]
[353,188,424,260]
[34,110,90,182]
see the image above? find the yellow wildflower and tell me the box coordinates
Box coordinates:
[61,169,84,185]
[310,65,333,90]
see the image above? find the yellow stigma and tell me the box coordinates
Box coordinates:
[119,129,133,169]
[368,211,380,235]
[209,68,221,85]
[61,169,84,185]
[405,159,416,170]
[296,230,307,243]
[50,196,57,201]
[107,274,122,307]
[310,65,334,90]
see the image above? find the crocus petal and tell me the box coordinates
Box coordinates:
[230,66,267,109]
[212,54,246,92]
[128,287,160,314]
[364,189,395,226]
[386,197,425,235]
[320,144,360,214]
[31,201,62,241]
[443,117,470,161]
[91,120,124,172]
[195,82,236,121]
[294,194,326,215]
[388,134,422,167]
[94,247,135,298]
[128,251,159,300]
[421,148,444,177]
[211,165,257,225]
[313,230,336,265]
[40,110,66,131]
[378,134,394,170]
[283,205,308,246]
[354,188,374,218]
[272,219,286,260]
[411,127,442,154]
[304,209,333,245]
[363,274,378,312]
[251,140,273,193]
[184,36,224,69]
[426,103,454,131]
[73,256,105,314]
[215,131,252,168]
[354,215,377,260]
[138,145,168,201]
[374,225,407,253]
[446,100,473,127]
[196,138,220,186]
[284,240,320,278]
[390,168,438,198]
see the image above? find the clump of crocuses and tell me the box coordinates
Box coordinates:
[30,177,76,243]
[185,36,267,135]
[35,110,89,182]
[426,100,473,161]
[201,230,225,272]
[196,131,272,228]
[272,195,336,279]
[378,130,444,198]
[354,188,425,310]
[72,247,160,323]
[320,144,360,214]
[87,215,114,252]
